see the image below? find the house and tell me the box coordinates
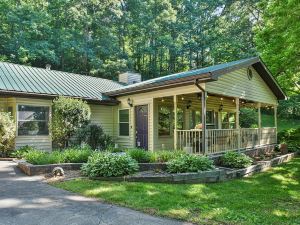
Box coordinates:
[0,57,286,154]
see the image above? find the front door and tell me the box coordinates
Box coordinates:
[135,105,148,150]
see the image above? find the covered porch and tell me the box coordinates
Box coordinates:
[153,92,277,155]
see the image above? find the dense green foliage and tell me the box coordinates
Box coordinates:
[255,0,300,96]
[121,148,186,163]
[150,150,186,163]
[126,148,152,163]
[24,146,93,165]
[0,0,258,80]
[10,145,35,158]
[54,158,300,224]
[220,151,253,168]
[51,97,91,148]
[239,108,258,128]
[167,154,214,173]
[81,152,138,177]
[75,124,113,150]
[0,112,16,156]
[278,128,300,152]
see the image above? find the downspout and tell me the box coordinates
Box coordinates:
[194,79,207,155]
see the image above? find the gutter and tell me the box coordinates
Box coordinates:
[106,73,214,97]
[0,90,120,105]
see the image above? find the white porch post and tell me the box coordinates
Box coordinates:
[258,102,262,146]
[235,97,241,149]
[174,95,177,150]
[202,92,207,154]
[274,105,278,143]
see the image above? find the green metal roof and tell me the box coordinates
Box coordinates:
[105,57,286,100]
[0,62,124,102]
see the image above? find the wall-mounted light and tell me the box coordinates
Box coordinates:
[219,104,224,112]
[186,100,192,109]
[127,98,133,107]
[161,98,165,102]
[181,96,185,100]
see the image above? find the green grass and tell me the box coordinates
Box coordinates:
[262,114,300,132]
[53,158,300,225]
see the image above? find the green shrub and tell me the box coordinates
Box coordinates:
[167,154,214,173]
[24,146,93,165]
[10,145,36,158]
[81,152,138,177]
[51,96,91,148]
[220,151,253,168]
[24,150,50,165]
[126,148,151,163]
[150,150,186,163]
[0,112,16,157]
[278,128,300,152]
[62,146,92,163]
[75,124,113,150]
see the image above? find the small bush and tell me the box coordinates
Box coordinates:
[220,151,253,168]
[24,146,93,165]
[126,148,151,163]
[75,124,113,150]
[167,154,214,173]
[24,150,50,165]
[150,150,186,163]
[81,152,138,177]
[278,128,300,152]
[0,112,16,157]
[10,145,36,158]
[62,146,92,163]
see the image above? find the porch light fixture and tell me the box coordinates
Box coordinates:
[219,104,224,112]
[186,100,192,109]
[161,98,165,102]
[127,98,133,107]
[181,97,185,100]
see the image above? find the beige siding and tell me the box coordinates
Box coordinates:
[89,104,114,136]
[15,98,52,151]
[206,67,278,105]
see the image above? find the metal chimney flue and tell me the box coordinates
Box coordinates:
[46,64,51,70]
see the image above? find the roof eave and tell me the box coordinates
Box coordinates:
[0,90,120,105]
[105,74,215,97]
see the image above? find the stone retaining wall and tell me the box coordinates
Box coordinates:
[17,161,167,176]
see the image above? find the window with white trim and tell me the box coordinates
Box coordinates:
[18,105,49,136]
[119,109,129,136]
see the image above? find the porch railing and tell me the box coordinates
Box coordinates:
[176,127,277,155]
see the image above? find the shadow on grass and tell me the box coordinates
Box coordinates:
[55,158,300,225]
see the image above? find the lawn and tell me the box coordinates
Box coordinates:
[53,158,300,225]
[262,114,300,132]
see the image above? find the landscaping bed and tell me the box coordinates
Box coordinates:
[17,160,167,176]
[87,152,297,183]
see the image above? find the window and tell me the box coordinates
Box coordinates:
[119,109,129,136]
[158,106,171,136]
[189,110,201,129]
[221,112,236,129]
[18,105,49,136]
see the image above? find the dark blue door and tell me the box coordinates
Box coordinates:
[135,105,148,150]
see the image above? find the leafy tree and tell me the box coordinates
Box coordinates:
[51,97,91,148]
[239,108,258,128]
[255,0,300,96]
[0,112,16,157]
